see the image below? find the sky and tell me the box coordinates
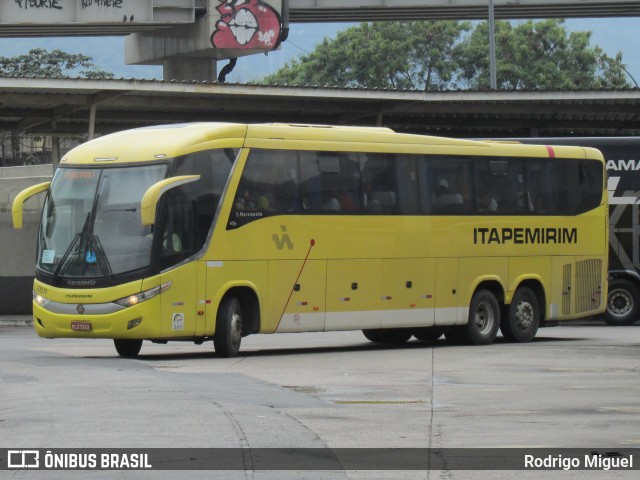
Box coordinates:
[0,18,638,86]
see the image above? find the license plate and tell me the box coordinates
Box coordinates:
[71,321,92,332]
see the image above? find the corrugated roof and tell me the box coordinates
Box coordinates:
[1,76,639,138]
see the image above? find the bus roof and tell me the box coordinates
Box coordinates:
[59,123,602,165]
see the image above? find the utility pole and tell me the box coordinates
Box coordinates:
[488,0,497,90]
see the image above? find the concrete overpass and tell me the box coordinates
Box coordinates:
[2,1,640,38]
[2,1,640,81]
[288,0,640,22]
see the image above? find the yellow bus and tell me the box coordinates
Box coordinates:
[12,123,608,357]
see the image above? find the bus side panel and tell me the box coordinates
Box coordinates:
[325,259,382,331]
[204,260,268,335]
[380,258,436,328]
[159,262,199,338]
[507,256,550,302]
[459,256,508,310]
[271,260,327,333]
[434,258,462,326]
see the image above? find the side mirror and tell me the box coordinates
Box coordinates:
[140,175,200,226]
[12,181,51,229]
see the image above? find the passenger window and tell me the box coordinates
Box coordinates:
[575,160,603,213]
[538,159,603,215]
[429,157,470,213]
[492,158,528,213]
[474,159,501,213]
[361,153,398,213]
[300,151,361,213]
[230,149,300,228]
[396,155,421,214]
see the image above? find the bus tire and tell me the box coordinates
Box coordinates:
[463,289,500,345]
[362,328,412,344]
[412,327,444,342]
[114,339,142,358]
[501,287,540,342]
[214,296,243,358]
[605,278,640,326]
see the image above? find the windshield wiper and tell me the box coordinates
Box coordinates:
[51,211,91,284]
[84,234,113,284]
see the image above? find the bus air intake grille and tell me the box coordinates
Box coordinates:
[574,259,603,314]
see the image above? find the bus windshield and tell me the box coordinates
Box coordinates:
[37,164,167,281]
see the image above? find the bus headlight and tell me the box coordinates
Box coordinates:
[33,291,50,307]
[115,282,172,308]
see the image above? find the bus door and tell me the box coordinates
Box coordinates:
[157,190,201,338]
[159,262,200,338]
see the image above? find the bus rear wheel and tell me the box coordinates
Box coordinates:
[362,328,412,344]
[214,296,243,358]
[501,287,540,342]
[114,339,142,358]
[605,278,640,326]
[462,289,500,345]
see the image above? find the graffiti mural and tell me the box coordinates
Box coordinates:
[4,0,152,24]
[211,0,283,51]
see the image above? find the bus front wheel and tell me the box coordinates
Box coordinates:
[501,287,540,342]
[463,289,500,345]
[114,339,142,358]
[605,278,640,326]
[214,296,243,357]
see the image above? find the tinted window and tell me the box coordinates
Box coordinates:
[301,151,361,213]
[230,149,300,228]
[227,149,603,227]
[428,157,472,213]
[159,149,236,269]
[361,153,398,213]
[173,148,237,248]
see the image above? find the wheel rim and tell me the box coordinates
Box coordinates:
[230,311,242,348]
[474,300,495,334]
[608,289,633,318]
[515,301,535,330]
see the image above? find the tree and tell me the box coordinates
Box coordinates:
[454,19,629,90]
[0,48,114,79]
[263,21,471,90]
[264,20,630,90]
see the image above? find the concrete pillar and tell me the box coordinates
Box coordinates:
[51,137,60,170]
[88,103,97,141]
[51,119,60,170]
[163,57,217,82]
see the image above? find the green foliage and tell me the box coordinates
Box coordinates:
[454,19,629,89]
[265,19,629,90]
[264,21,471,90]
[0,48,114,79]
